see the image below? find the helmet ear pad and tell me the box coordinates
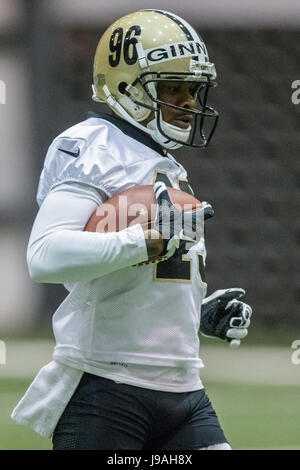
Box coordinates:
[118,83,153,122]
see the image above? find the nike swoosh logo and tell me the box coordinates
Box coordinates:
[58,147,80,158]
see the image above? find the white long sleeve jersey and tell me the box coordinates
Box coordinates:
[12,113,208,437]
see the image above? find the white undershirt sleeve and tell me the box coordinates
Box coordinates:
[27,182,148,283]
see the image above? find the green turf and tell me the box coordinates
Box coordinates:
[1,378,299,450]
[205,381,300,450]
[0,378,52,450]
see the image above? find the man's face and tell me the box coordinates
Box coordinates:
[142,80,200,130]
[158,80,199,129]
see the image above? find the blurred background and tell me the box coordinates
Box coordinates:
[0,0,300,450]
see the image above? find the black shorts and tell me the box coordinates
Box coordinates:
[52,373,228,450]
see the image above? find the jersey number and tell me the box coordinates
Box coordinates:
[109,26,141,67]
[153,172,206,284]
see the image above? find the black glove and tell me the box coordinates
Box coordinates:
[200,288,252,347]
[153,182,213,260]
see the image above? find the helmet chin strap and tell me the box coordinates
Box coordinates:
[146,111,191,150]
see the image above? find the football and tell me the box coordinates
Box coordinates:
[84,184,202,233]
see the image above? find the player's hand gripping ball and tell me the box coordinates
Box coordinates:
[85,183,214,264]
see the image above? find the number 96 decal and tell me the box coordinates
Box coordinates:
[109,26,141,67]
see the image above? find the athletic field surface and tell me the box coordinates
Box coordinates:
[1,339,299,450]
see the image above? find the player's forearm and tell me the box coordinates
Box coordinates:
[27,225,148,283]
[26,182,148,283]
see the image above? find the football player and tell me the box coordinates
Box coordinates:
[12,10,252,450]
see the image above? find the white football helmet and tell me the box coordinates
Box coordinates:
[92,9,218,149]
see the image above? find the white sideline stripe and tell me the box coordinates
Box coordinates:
[200,345,300,386]
[0,340,299,385]
[0,340,54,379]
